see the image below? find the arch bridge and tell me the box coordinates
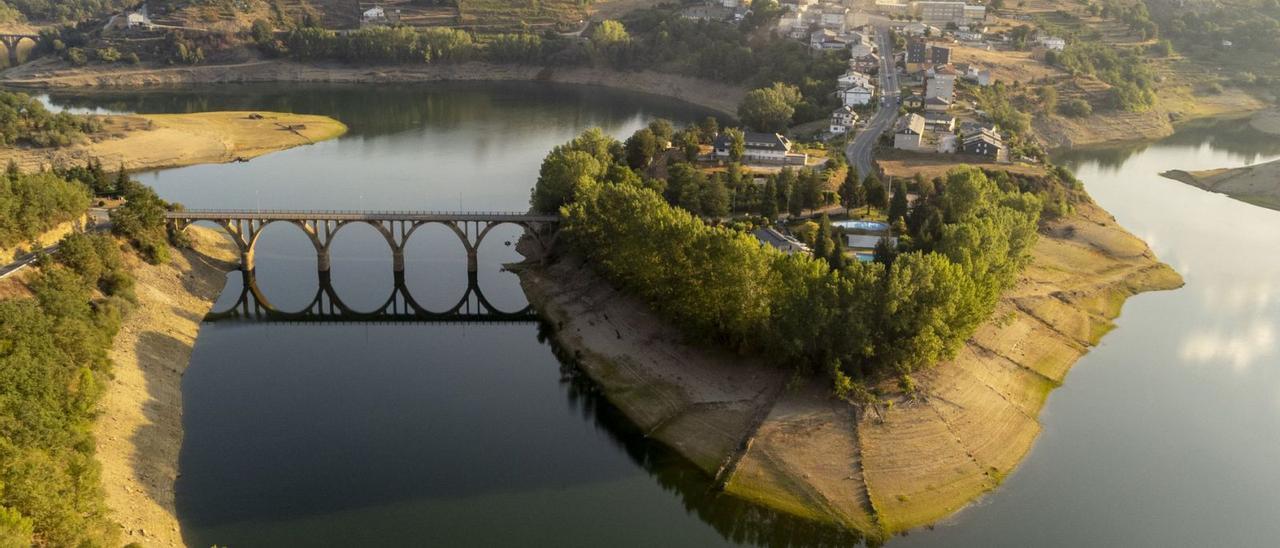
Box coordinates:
[165,209,560,274]
[0,34,39,67]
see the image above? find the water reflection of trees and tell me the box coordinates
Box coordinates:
[44,82,716,140]
[537,321,875,548]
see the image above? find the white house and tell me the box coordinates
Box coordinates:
[894,114,926,150]
[837,70,874,89]
[842,84,876,106]
[362,6,387,23]
[1038,35,1066,51]
[925,66,957,101]
[849,42,875,58]
[721,0,751,8]
[820,6,849,29]
[713,132,800,163]
[830,105,858,134]
[963,66,992,85]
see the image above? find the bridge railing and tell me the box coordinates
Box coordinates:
[165,209,561,221]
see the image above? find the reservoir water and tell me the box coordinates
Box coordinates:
[44,86,1280,546]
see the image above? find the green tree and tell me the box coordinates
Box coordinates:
[592,20,631,47]
[531,149,606,213]
[888,179,910,224]
[701,174,731,218]
[648,119,674,145]
[698,117,720,143]
[761,178,779,219]
[738,83,802,133]
[863,174,887,214]
[624,128,658,169]
[724,127,745,162]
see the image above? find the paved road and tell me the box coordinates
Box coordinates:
[845,24,901,180]
[0,208,111,281]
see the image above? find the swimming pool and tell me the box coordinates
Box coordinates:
[833,220,889,232]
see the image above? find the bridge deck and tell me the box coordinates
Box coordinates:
[167,210,560,223]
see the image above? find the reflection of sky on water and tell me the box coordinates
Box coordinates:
[1180,280,1278,372]
[898,121,1280,548]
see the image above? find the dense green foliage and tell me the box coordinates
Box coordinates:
[0,0,132,21]
[0,91,101,148]
[1047,42,1156,112]
[0,168,91,251]
[110,179,174,264]
[537,130,1042,391]
[738,83,802,133]
[0,231,134,546]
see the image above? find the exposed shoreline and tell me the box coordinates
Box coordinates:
[95,227,234,547]
[0,110,347,174]
[0,59,746,119]
[516,199,1183,538]
[1161,158,1280,211]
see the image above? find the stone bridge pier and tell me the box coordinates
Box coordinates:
[0,34,39,67]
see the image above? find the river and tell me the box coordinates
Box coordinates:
[43,86,1280,547]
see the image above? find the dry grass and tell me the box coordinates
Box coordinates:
[0,111,346,174]
[96,227,236,546]
[877,149,1046,180]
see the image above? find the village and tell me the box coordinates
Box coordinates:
[671,0,1065,260]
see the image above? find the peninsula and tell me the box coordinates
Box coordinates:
[1161,158,1280,211]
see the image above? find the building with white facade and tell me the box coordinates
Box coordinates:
[842,84,876,106]
[830,105,858,134]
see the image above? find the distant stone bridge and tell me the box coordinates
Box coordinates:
[0,33,39,67]
[165,209,560,274]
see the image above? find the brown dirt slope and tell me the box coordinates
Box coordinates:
[95,227,235,546]
[0,111,347,174]
[1161,158,1280,212]
[518,199,1182,539]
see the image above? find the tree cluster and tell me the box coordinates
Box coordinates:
[536,130,1044,393]
[0,166,91,251]
[0,231,135,546]
[0,90,102,148]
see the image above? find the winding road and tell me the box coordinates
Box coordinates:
[845,23,901,179]
[0,208,110,281]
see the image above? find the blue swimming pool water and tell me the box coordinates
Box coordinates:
[833,220,889,232]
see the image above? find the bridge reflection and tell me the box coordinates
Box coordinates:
[207,269,537,324]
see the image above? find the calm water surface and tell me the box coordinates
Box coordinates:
[44,87,1280,547]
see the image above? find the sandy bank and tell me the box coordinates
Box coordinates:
[517,199,1182,538]
[0,111,347,174]
[0,59,745,118]
[95,227,235,547]
[1162,158,1280,211]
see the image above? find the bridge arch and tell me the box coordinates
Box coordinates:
[0,34,40,67]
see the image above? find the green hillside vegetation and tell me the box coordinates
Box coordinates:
[535,130,1044,396]
[0,163,173,545]
[0,91,103,149]
[0,230,134,546]
[0,167,91,251]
